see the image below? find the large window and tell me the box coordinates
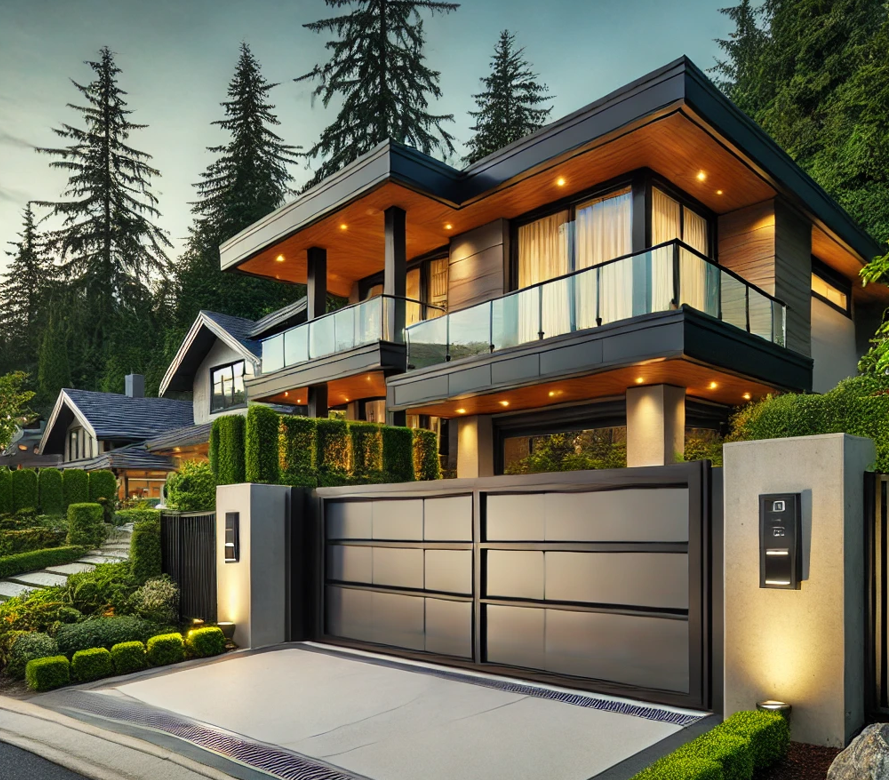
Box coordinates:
[362,255,449,326]
[811,259,850,316]
[210,360,246,413]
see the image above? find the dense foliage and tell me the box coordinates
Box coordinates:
[0,469,11,515]
[381,426,414,483]
[66,502,104,547]
[350,423,384,481]
[245,405,281,484]
[111,641,147,674]
[64,561,136,616]
[0,546,87,579]
[129,576,179,626]
[25,655,70,691]
[186,626,226,658]
[315,418,352,483]
[11,464,38,512]
[130,514,162,583]
[89,470,117,504]
[72,647,113,682]
[0,372,36,449]
[279,416,317,486]
[62,469,89,509]
[412,428,442,480]
[7,633,60,680]
[214,415,246,485]
[166,460,216,512]
[147,632,186,666]
[505,429,627,475]
[55,616,160,656]
[0,527,65,556]
[38,468,64,516]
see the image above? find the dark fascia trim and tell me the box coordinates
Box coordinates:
[248,298,309,339]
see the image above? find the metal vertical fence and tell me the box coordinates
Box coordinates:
[160,511,217,622]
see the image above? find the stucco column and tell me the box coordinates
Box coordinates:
[456,415,494,478]
[626,384,686,467]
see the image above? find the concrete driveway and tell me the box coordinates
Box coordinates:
[46,644,710,780]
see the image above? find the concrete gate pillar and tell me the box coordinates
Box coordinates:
[456,414,494,478]
[626,384,685,467]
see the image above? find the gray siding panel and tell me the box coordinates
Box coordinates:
[425,598,472,658]
[448,220,507,312]
[485,605,546,669]
[424,496,473,541]
[486,550,544,600]
[775,199,812,357]
[486,493,546,540]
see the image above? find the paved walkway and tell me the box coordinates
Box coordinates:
[0,525,132,602]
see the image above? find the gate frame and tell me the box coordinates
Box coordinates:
[310,461,719,711]
[160,509,218,623]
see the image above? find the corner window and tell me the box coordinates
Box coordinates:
[811,259,850,316]
[211,360,247,413]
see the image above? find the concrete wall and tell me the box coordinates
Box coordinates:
[626,385,685,467]
[811,297,859,393]
[456,415,494,478]
[723,434,874,747]
[193,340,256,425]
[215,483,291,650]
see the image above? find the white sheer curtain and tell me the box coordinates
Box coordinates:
[680,207,709,312]
[406,268,421,326]
[574,188,632,326]
[517,210,571,342]
[651,188,681,312]
[427,257,448,318]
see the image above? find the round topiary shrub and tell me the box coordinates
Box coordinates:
[66,503,104,547]
[146,633,185,666]
[185,626,226,658]
[110,641,146,675]
[7,632,60,680]
[72,647,113,682]
[25,655,70,692]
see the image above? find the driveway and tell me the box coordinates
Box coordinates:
[43,643,710,780]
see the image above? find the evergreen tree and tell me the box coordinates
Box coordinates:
[36,313,71,409]
[297,0,459,188]
[35,46,171,374]
[464,31,552,165]
[174,43,303,326]
[711,0,770,117]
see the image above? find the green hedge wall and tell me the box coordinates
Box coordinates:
[316,418,351,478]
[213,416,246,485]
[130,512,162,583]
[89,470,117,503]
[0,546,87,579]
[0,468,11,514]
[351,423,384,480]
[209,421,220,481]
[62,469,89,510]
[38,468,64,515]
[412,429,441,481]
[0,528,65,556]
[279,416,317,486]
[12,468,38,512]
[382,426,414,483]
[66,503,104,547]
[245,406,281,484]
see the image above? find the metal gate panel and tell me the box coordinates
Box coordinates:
[161,511,217,622]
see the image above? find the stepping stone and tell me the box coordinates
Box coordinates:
[46,562,96,575]
[10,571,70,588]
[78,555,124,565]
[0,581,33,599]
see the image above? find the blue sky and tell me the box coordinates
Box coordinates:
[0,0,735,271]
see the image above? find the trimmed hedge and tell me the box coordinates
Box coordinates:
[88,470,117,503]
[38,468,64,516]
[316,418,351,478]
[279,416,316,486]
[245,405,281,484]
[72,647,113,682]
[130,513,162,583]
[0,546,87,579]
[147,632,185,666]
[7,632,60,680]
[413,428,441,481]
[62,469,89,509]
[166,460,215,512]
[214,415,246,485]
[209,421,220,481]
[351,423,384,480]
[25,655,70,692]
[631,711,789,780]
[56,616,160,656]
[12,468,38,512]
[111,641,147,675]
[0,468,11,514]
[115,508,160,526]
[382,426,414,483]
[66,503,104,547]
[0,527,65,556]
[186,626,226,658]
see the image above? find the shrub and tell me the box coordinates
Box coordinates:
[186,626,225,658]
[279,416,317,486]
[129,576,179,625]
[114,508,159,526]
[677,734,753,780]
[71,647,113,682]
[0,527,65,556]
[146,632,185,666]
[633,757,724,780]
[0,468,11,514]
[56,616,159,656]
[682,430,724,467]
[66,503,105,547]
[382,425,414,482]
[316,418,351,478]
[111,641,147,675]
[38,468,64,516]
[130,514,161,583]
[350,423,384,480]
[412,428,441,481]
[166,460,215,512]
[65,561,136,616]
[0,546,87,579]
[209,421,220,481]
[214,415,246,485]
[11,468,38,513]
[25,655,70,691]
[711,712,789,771]
[89,470,117,503]
[245,405,281,484]
[62,469,89,509]
[7,633,60,680]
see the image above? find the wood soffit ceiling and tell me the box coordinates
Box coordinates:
[259,371,388,408]
[238,108,872,300]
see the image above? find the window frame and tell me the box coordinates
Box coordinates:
[357,248,450,318]
[811,257,851,317]
[209,359,248,415]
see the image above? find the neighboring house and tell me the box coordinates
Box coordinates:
[0,421,62,469]
[216,56,888,477]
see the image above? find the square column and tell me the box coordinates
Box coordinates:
[307,246,327,320]
[626,384,686,467]
[308,384,328,419]
[456,415,494,478]
[384,206,406,342]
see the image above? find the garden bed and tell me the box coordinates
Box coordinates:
[757,741,840,779]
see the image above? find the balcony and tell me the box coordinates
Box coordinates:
[405,240,787,371]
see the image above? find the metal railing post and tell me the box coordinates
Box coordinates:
[538,283,544,340]
[745,286,751,333]
[672,241,681,308]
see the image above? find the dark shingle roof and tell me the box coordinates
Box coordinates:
[248,298,308,339]
[65,390,194,440]
[200,311,260,357]
[145,422,212,452]
[64,442,176,471]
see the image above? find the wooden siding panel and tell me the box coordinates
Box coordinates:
[448,219,507,312]
[717,200,776,295]
[774,199,812,357]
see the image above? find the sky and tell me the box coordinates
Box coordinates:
[0,0,735,273]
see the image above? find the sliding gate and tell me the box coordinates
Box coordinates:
[317,461,717,709]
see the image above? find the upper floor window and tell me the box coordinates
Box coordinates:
[362,255,449,325]
[651,187,709,255]
[811,259,850,316]
[211,360,246,413]
[69,427,81,460]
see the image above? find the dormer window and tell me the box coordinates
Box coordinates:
[211,360,247,414]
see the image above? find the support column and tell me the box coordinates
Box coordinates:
[307,246,327,320]
[384,206,406,342]
[456,415,494,478]
[626,384,686,467]
[307,384,328,419]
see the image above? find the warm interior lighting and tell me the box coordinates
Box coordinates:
[297,399,302,404]
[284,391,289,396]
[174,446,181,453]
[339,223,347,230]
[456,408,467,414]
[635,377,644,384]
[444,223,453,230]
[556,177,566,187]
[275,254,285,262]
[743,392,751,400]
[696,171,706,181]
[708,381,718,389]
[499,400,509,407]
[716,189,724,195]
[17,444,27,451]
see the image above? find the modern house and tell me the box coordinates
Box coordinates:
[217,57,886,477]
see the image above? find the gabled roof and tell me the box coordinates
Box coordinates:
[145,422,213,452]
[39,389,194,455]
[62,442,176,472]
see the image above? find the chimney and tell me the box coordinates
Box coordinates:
[125,374,145,398]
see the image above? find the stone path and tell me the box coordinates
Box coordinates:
[0,525,132,602]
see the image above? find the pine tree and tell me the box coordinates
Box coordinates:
[297,0,459,188]
[37,313,71,408]
[464,31,552,165]
[711,0,770,117]
[35,47,171,331]
[174,43,304,326]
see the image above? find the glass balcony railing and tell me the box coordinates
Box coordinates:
[261,295,443,374]
[406,239,787,370]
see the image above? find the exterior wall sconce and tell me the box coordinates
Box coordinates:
[224,512,240,563]
[757,700,792,723]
